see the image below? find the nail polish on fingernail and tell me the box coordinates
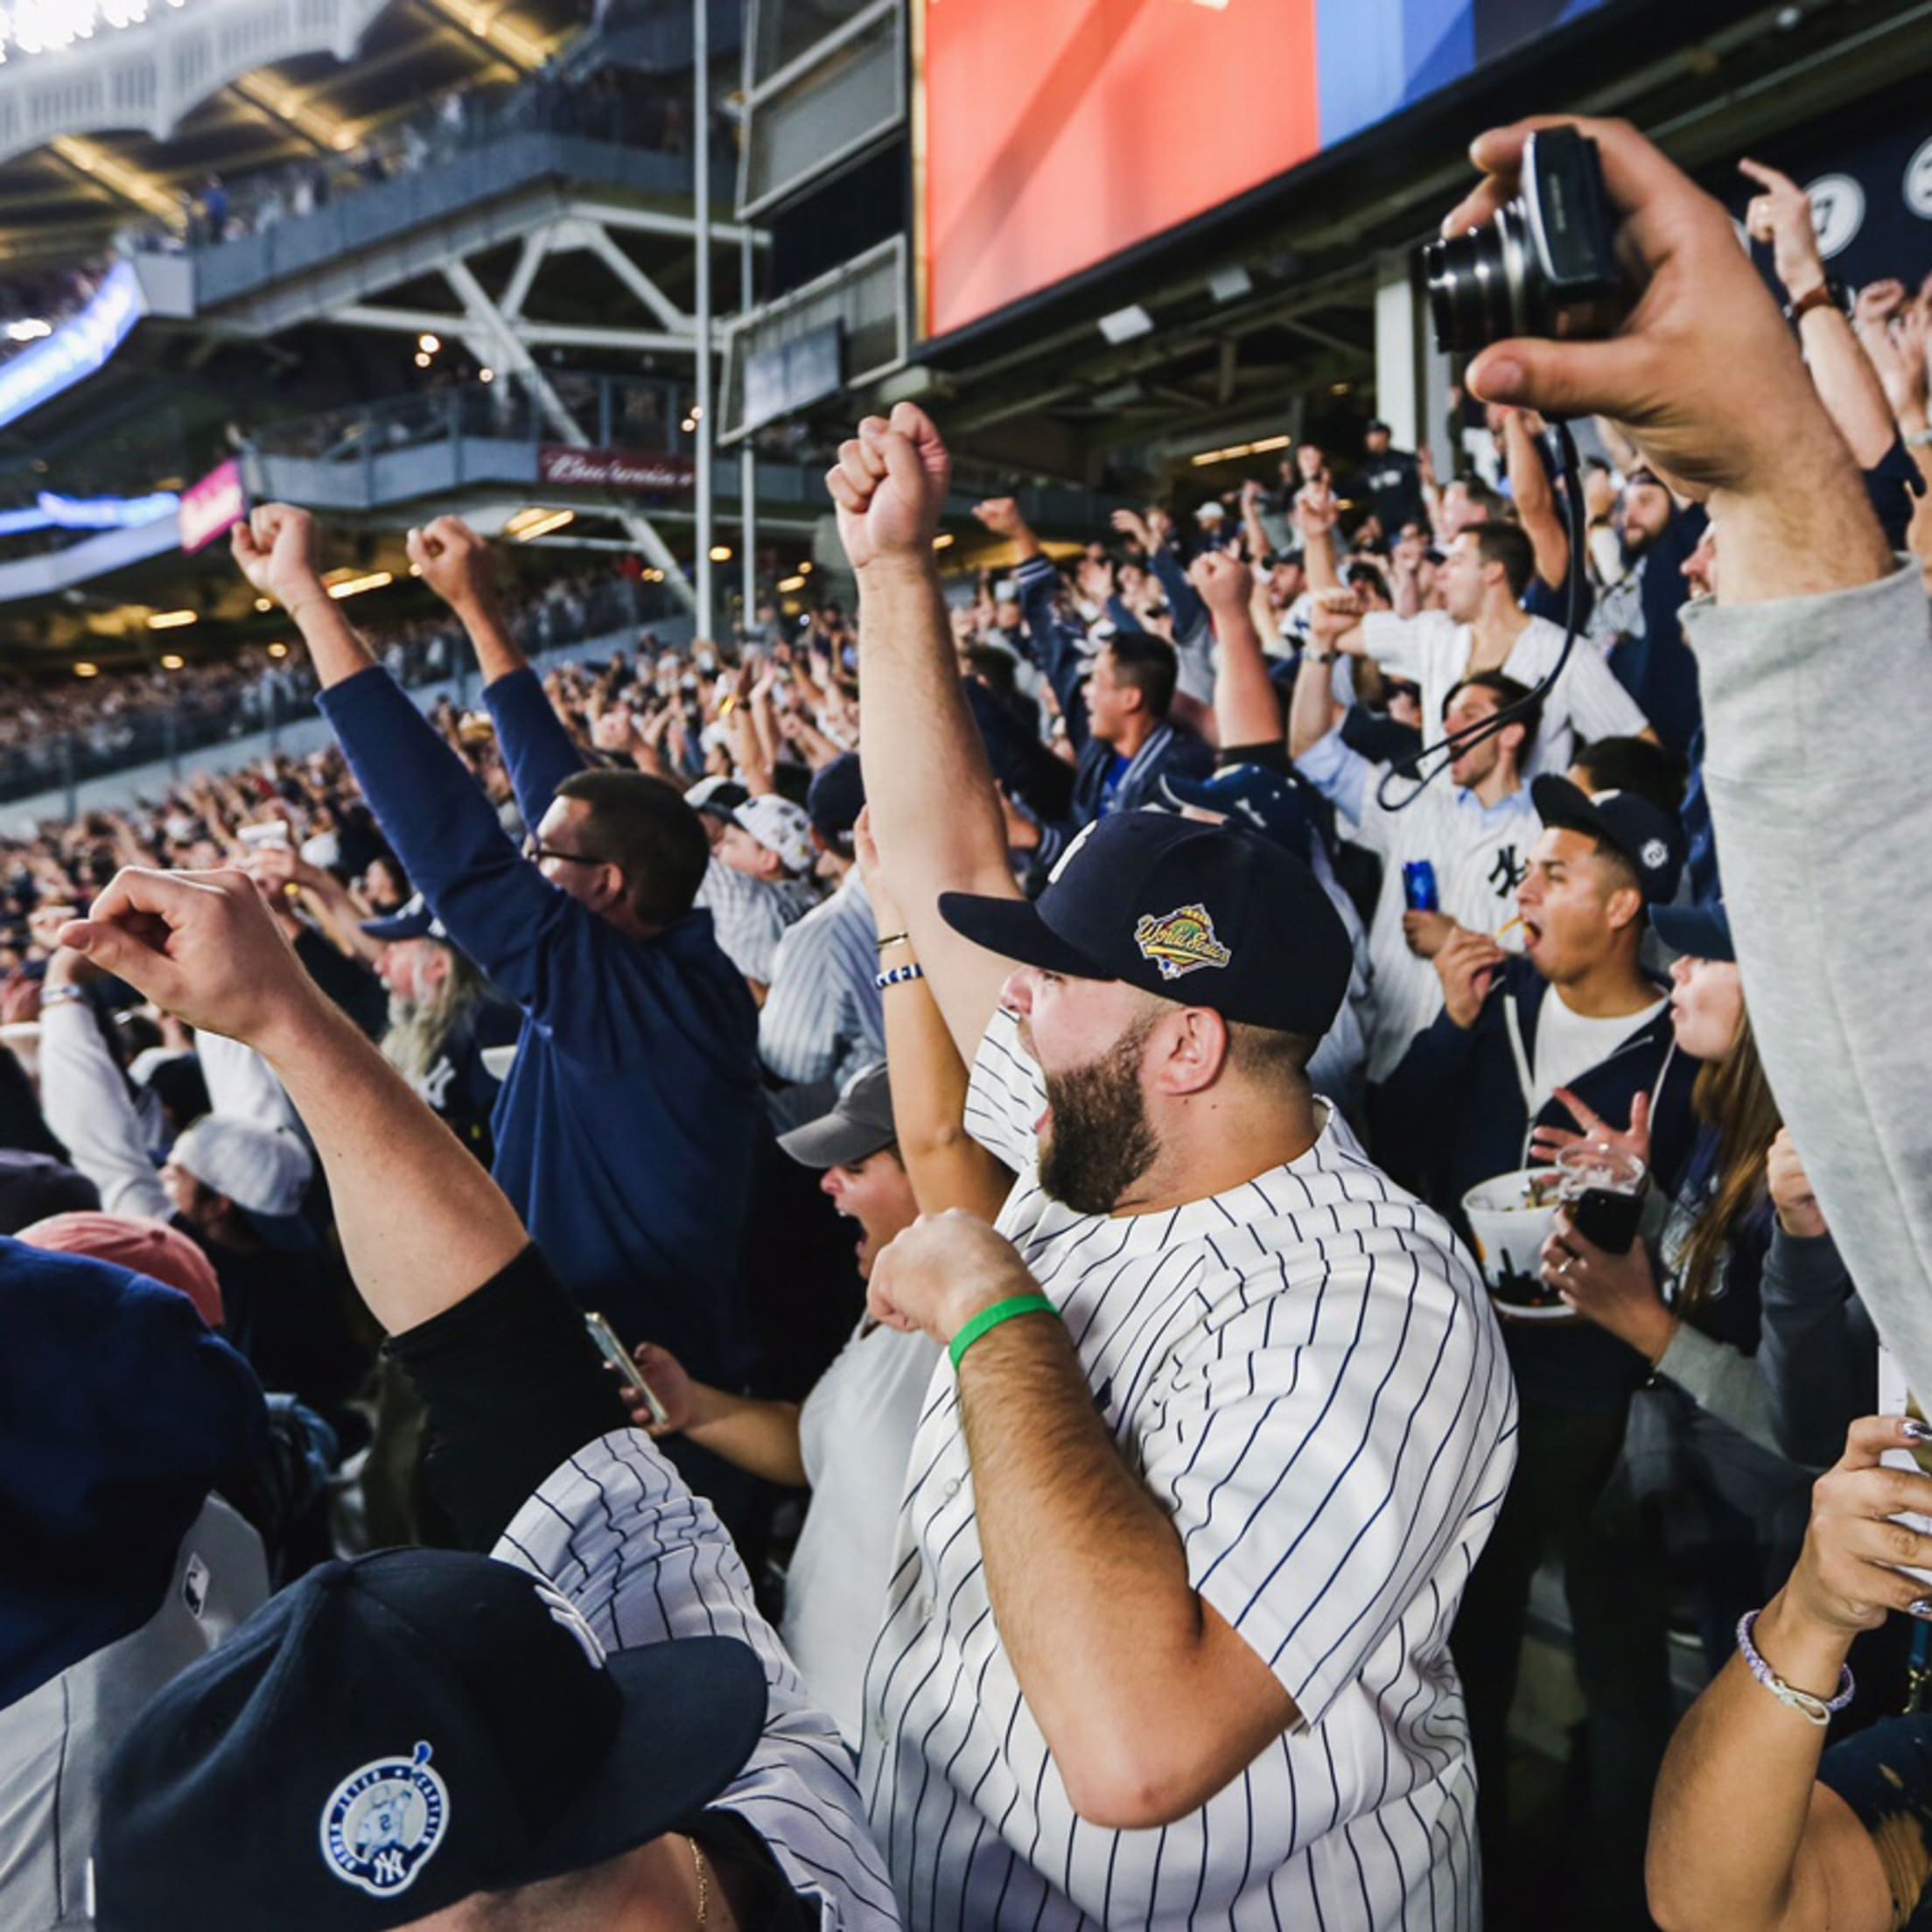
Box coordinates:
[1903,1420,1932,1445]
[1912,1599,1932,1620]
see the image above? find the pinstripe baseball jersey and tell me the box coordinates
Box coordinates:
[858,1009,1516,1928]
[696,858,818,985]
[761,870,887,1132]
[492,1429,902,1929]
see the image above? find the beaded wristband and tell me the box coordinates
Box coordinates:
[1735,1610,1854,1727]
[875,963,925,990]
[948,1294,1060,1372]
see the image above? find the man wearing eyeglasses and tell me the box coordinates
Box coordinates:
[230,506,765,1521]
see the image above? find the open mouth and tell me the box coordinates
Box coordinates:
[1521,916,1544,948]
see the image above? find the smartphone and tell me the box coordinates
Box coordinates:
[584,1311,669,1426]
[237,821,290,852]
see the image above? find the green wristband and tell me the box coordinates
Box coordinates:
[948,1293,1060,1372]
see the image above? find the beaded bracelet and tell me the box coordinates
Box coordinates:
[874,962,925,990]
[1735,1610,1855,1726]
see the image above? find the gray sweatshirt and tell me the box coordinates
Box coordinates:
[1684,563,1932,1404]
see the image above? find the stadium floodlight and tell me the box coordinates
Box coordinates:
[0,0,158,60]
[1098,304,1155,346]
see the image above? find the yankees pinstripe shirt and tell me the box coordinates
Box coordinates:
[760,870,887,1132]
[494,1429,902,1928]
[858,1009,1517,1928]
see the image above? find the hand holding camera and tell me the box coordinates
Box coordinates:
[1428,116,1894,604]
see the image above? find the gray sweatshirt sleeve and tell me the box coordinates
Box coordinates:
[1756,1224,1874,1467]
[1684,564,1932,1404]
[1652,1322,1780,1454]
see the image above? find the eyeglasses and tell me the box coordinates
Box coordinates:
[522,836,610,869]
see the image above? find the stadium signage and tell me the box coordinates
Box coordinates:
[0,260,144,431]
[536,447,695,493]
[179,459,247,553]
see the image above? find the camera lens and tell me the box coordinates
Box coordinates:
[1424,206,1531,355]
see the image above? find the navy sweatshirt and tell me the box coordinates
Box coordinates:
[1378,955,1701,1411]
[318,665,763,1384]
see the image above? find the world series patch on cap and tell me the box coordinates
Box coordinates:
[939,808,1352,1038]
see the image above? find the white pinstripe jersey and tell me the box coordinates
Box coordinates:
[493,1430,902,1929]
[858,1010,1517,1929]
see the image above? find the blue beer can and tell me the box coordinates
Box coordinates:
[1402,860,1440,914]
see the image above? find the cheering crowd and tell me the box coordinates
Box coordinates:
[4,119,1932,1932]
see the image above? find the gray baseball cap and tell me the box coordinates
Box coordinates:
[777,1062,896,1170]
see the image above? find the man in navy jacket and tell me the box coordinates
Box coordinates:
[231,507,763,1418]
[1378,774,1698,1927]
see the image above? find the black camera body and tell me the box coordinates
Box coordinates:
[1424,126,1626,356]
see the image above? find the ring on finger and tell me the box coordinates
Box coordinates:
[1558,1256,1576,1277]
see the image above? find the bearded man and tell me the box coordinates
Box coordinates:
[832,403,1517,1930]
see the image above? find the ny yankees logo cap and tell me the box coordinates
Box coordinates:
[939,808,1353,1037]
[92,1548,768,1929]
[1530,776,1686,906]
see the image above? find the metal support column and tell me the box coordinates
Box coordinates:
[738,226,756,641]
[693,0,715,640]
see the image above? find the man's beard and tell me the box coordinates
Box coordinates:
[1038,1017,1160,1214]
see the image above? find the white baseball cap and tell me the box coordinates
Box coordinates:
[732,795,816,876]
[169,1116,315,1250]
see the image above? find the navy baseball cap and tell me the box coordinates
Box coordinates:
[806,752,866,851]
[359,892,446,945]
[1650,900,1733,962]
[940,809,1351,1036]
[94,1548,769,1930]
[684,775,751,822]
[1531,776,1685,906]
[1161,764,1318,864]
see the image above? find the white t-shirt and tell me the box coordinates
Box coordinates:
[1298,731,1539,1082]
[1530,989,1668,1114]
[859,1009,1516,1929]
[782,1318,940,1749]
[1362,607,1648,775]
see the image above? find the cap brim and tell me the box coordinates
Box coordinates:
[1158,774,1225,816]
[359,915,430,942]
[501,1634,769,1892]
[1530,774,1614,847]
[1650,903,1734,963]
[937,892,1110,978]
[778,1110,895,1170]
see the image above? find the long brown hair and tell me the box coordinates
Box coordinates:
[1674,1005,1782,1312]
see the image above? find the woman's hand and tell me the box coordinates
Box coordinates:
[1542,1212,1676,1362]
[1774,1416,1932,1643]
[1768,1126,1829,1239]
[1528,1086,1652,1172]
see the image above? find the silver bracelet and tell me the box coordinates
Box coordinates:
[1735,1610,1854,1727]
[38,985,88,1010]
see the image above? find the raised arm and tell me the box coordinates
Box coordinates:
[1194,551,1278,749]
[35,950,172,1222]
[59,869,526,1334]
[1287,592,1362,760]
[855,808,1012,1222]
[1739,161,1898,471]
[1499,409,1571,592]
[411,518,588,826]
[832,407,1018,1061]
[1647,1417,1918,1932]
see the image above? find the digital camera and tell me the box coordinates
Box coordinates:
[1423,126,1626,356]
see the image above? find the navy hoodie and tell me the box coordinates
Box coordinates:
[319,666,763,1384]
[1378,954,1701,1410]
